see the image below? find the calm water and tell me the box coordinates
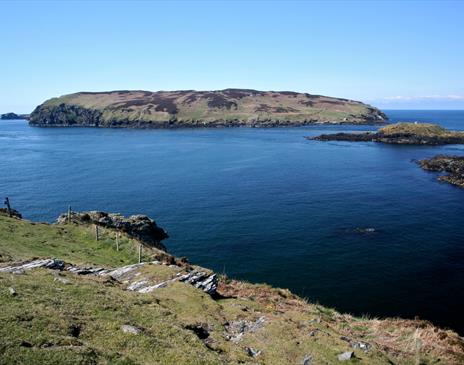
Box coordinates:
[1,110,464,333]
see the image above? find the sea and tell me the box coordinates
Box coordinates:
[1,110,463,333]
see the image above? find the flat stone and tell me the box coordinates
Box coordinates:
[302,354,313,365]
[338,351,354,361]
[121,325,141,335]
[54,276,71,285]
[246,347,261,357]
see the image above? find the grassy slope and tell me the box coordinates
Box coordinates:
[1,214,463,365]
[36,89,383,125]
[379,123,464,137]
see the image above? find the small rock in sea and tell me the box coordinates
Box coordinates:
[302,354,313,365]
[8,287,17,296]
[246,347,261,357]
[121,324,141,335]
[354,227,376,234]
[338,351,354,361]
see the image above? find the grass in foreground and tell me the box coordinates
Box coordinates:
[1,214,463,364]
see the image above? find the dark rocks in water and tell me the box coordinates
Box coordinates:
[56,211,168,250]
[310,132,377,142]
[310,132,464,145]
[418,155,464,188]
[336,227,378,237]
[308,122,464,145]
[353,227,376,234]
[1,112,29,120]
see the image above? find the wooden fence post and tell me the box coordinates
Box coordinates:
[138,244,142,263]
[4,197,12,217]
[95,225,99,241]
[116,232,120,251]
[67,205,71,224]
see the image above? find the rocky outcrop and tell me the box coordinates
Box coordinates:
[0,258,218,296]
[418,155,464,188]
[29,104,103,127]
[56,211,168,250]
[309,123,464,145]
[29,89,387,128]
[1,112,29,120]
[310,132,464,145]
[0,208,22,219]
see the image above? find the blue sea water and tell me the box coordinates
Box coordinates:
[1,110,464,333]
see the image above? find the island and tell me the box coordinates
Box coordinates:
[1,112,30,120]
[1,208,463,364]
[309,122,464,145]
[418,155,464,188]
[28,89,387,128]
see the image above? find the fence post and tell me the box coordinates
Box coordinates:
[95,225,99,241]
[116,232,120,251]
[4,197,12,217]
[138,244,142,263]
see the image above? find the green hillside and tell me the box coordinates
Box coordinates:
[29,89,387,128]
[1,212,463,364]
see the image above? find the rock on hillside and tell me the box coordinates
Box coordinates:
[29,89,387,128]
[56,211,168,250]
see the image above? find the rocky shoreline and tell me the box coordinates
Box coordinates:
[308,122,464,145]
[418,155,464,188]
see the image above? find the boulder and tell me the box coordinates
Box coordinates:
[338,351,354,361]
[56,211,168,250]
[121,324,141,335]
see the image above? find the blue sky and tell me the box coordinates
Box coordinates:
[1,0,463,112]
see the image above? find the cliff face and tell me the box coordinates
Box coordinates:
[1,210,463,364]
[29,89,387,128]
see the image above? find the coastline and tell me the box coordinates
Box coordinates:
[1,209,463,364]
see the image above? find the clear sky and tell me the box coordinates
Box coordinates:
[1,0,463,113]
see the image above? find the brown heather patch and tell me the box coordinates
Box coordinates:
[218,279,311,312]
[362,318,464,364]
